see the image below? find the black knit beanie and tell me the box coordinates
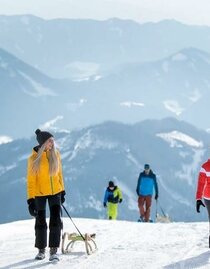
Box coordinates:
[108,181,115,188]
[35,129,53,146]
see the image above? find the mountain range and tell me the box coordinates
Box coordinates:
[1,43,210,138]
[1,16,210,138]
[1,15,210,79]
[0,118,209,224]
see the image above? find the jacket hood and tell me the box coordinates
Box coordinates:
[33,146,40,153]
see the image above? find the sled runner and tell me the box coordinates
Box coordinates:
[156,213,171,223]
[61,205,98,255]
[61,232,97,255]
[155,201,172,223]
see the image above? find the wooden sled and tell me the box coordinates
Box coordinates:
[61,232,97,255]
[156,213,171,223]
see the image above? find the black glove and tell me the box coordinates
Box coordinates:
[27,198,37,217]
[61,191,66,204]
[196,200,205,213]
[155,194,158,200]
[119,198,123,203]
[103,202,107,208]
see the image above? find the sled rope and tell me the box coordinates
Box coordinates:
[156,200,167,218]
[155,200,158,218]
[62,204,85,241]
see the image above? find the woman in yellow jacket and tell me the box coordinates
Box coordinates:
[27,129,65,262]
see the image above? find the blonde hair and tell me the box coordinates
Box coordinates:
[32,139,59,176]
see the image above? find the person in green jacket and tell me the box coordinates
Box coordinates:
[103,181,123,220]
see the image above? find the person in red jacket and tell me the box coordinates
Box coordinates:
[196,158,210,247]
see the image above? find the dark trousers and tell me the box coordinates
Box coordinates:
[138,195,152,222]
[204,199,210,220]
[34,193,62,249]
[204,199,210,248]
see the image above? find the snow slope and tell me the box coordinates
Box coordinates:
[0,218,210,269]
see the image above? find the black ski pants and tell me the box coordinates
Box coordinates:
[34,193,62,249]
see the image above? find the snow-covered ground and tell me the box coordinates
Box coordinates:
[0,218,210,269]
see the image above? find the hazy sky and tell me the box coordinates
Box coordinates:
[0,0,209,26]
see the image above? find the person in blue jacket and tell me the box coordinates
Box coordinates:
[103,181,123,220]
[136,164,158,222]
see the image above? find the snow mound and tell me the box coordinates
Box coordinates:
[0,218,209,269]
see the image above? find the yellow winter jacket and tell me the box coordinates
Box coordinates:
[27,148,65,199]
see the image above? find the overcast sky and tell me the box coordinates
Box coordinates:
[0,0,210,26]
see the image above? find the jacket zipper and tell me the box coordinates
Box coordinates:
[50,176,54,195]
[47,152,54,195]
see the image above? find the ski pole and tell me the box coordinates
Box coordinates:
[155,200,158,219]
[62,204,85,241]
[159,202,167,218]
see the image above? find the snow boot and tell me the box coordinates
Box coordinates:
[35,248,45,260]
[138,216,144,222]
[49,247,59,262]
[144,219,153,223]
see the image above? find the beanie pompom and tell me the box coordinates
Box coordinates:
[35,129,41,135]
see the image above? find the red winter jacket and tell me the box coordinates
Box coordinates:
[196,159,210,200]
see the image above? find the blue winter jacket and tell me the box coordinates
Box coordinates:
[136,170,158,196]
[103,186,122,204]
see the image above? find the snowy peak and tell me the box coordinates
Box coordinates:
[0,136,12,145]
[165,47,210,72]
[159,47,210,74]
[156,130,203,148]
[171,47,210,63]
